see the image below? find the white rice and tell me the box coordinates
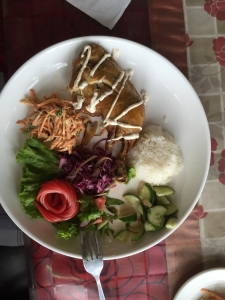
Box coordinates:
[126,125,183,185]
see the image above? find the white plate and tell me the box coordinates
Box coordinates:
[174,268,225,300]
[0,36,210,259]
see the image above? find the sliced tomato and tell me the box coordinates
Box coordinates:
[35,178,79,223]
[94,197,106,211]
[92,216,103,224]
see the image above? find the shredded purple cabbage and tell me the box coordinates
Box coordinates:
[58,143,115,196]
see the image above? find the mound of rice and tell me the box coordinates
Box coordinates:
[126,125,183,185]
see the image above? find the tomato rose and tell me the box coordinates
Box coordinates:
[213,37,225,66]
[204,0,225,21]
[35,179,79,222]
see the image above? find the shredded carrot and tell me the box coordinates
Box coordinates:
[200,288,224,300]
[17,89,89,154]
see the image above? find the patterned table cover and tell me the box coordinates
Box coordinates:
[183,0,225,271]
[0,0,224,299]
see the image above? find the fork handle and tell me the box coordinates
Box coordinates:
[95,275,105,300]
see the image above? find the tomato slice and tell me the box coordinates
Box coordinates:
[35,178,79,223]
[92,216,103,224]
[94,197,106,211]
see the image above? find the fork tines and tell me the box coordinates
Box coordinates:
[80,230,102,261]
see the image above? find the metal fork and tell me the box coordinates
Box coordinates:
[80,230,106,300]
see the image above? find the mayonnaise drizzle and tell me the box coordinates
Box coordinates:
[90,54,111,77]
[85,71,125,114]
[112,48,120,60]
[141,89,149,105]
[71,45,144,140]
[113,100,144,121]
[104,70,129,122]
[104,119,142,130]
[85,90,113,113]
[72,95,85,110]
[73,45,91,89]
[79,80,88,89]
[99,75,105,83]
[110,133,139,141]
[103,70,143,132]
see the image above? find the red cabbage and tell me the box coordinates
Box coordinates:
[58,143,115,196]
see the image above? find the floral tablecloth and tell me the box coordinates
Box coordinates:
[183,0,225,270]
[0,0,225,299]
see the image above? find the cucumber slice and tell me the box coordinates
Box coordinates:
[153,186,175,196]
[139,183,156,205]
[138,203,148,222]
[144,220,156,232]
[142,199,152,208]
[129,223,145,241]
[118,213,137,223]
[139,184,151,200]
[147,205,167,229]
[137,203,144,215]
[115,230,130,242]
[96,217,109,230]
[164,202,178,216]
[123,193,140,205]
[156,195,170,205]
[165,217,178,229]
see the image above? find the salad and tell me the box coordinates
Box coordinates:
[16,133,179,242]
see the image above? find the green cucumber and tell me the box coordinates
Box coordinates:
[123,193,140,205]
[118,213,137,223]
[137,203,144,215]
[153,186,175,197]
[96,217,109,230]
[144,221,156,232]
[147,205,167,229]
[164,202,178,216]
[115,230,130,242]
[129,223,145,241]
[156,195,170,205]
[137,203,148,222]
[139,183,156,205]
[142,199,152,208]
[165,217,178,229]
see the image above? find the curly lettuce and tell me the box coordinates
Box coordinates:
[16,137,60,219]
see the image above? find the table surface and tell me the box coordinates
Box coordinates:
[1,0,225,299]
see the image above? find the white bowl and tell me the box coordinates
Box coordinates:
[0,36,210,259]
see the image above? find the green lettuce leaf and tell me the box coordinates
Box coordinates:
[16,137,60,219]
[125,167,136,184]
[54,221,79,239]
[78,207,102,222]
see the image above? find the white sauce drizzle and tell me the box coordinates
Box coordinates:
[71,45,144,140]
[86,71,125,114]
[104,119,142,130]
[112,71,125,89]
[72,45,91,89]
[126,69,133,78]
[110,133,139,141]
[141,89,149,105]
[79,80,88,90]
[72,95,85,110]
[86,90,113,113]
[90,54,111,77]
[99,75,105,83]
[112,48,120,60]
[104,70,129,122]
[103,70,143,132]
[113,100,144,121]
